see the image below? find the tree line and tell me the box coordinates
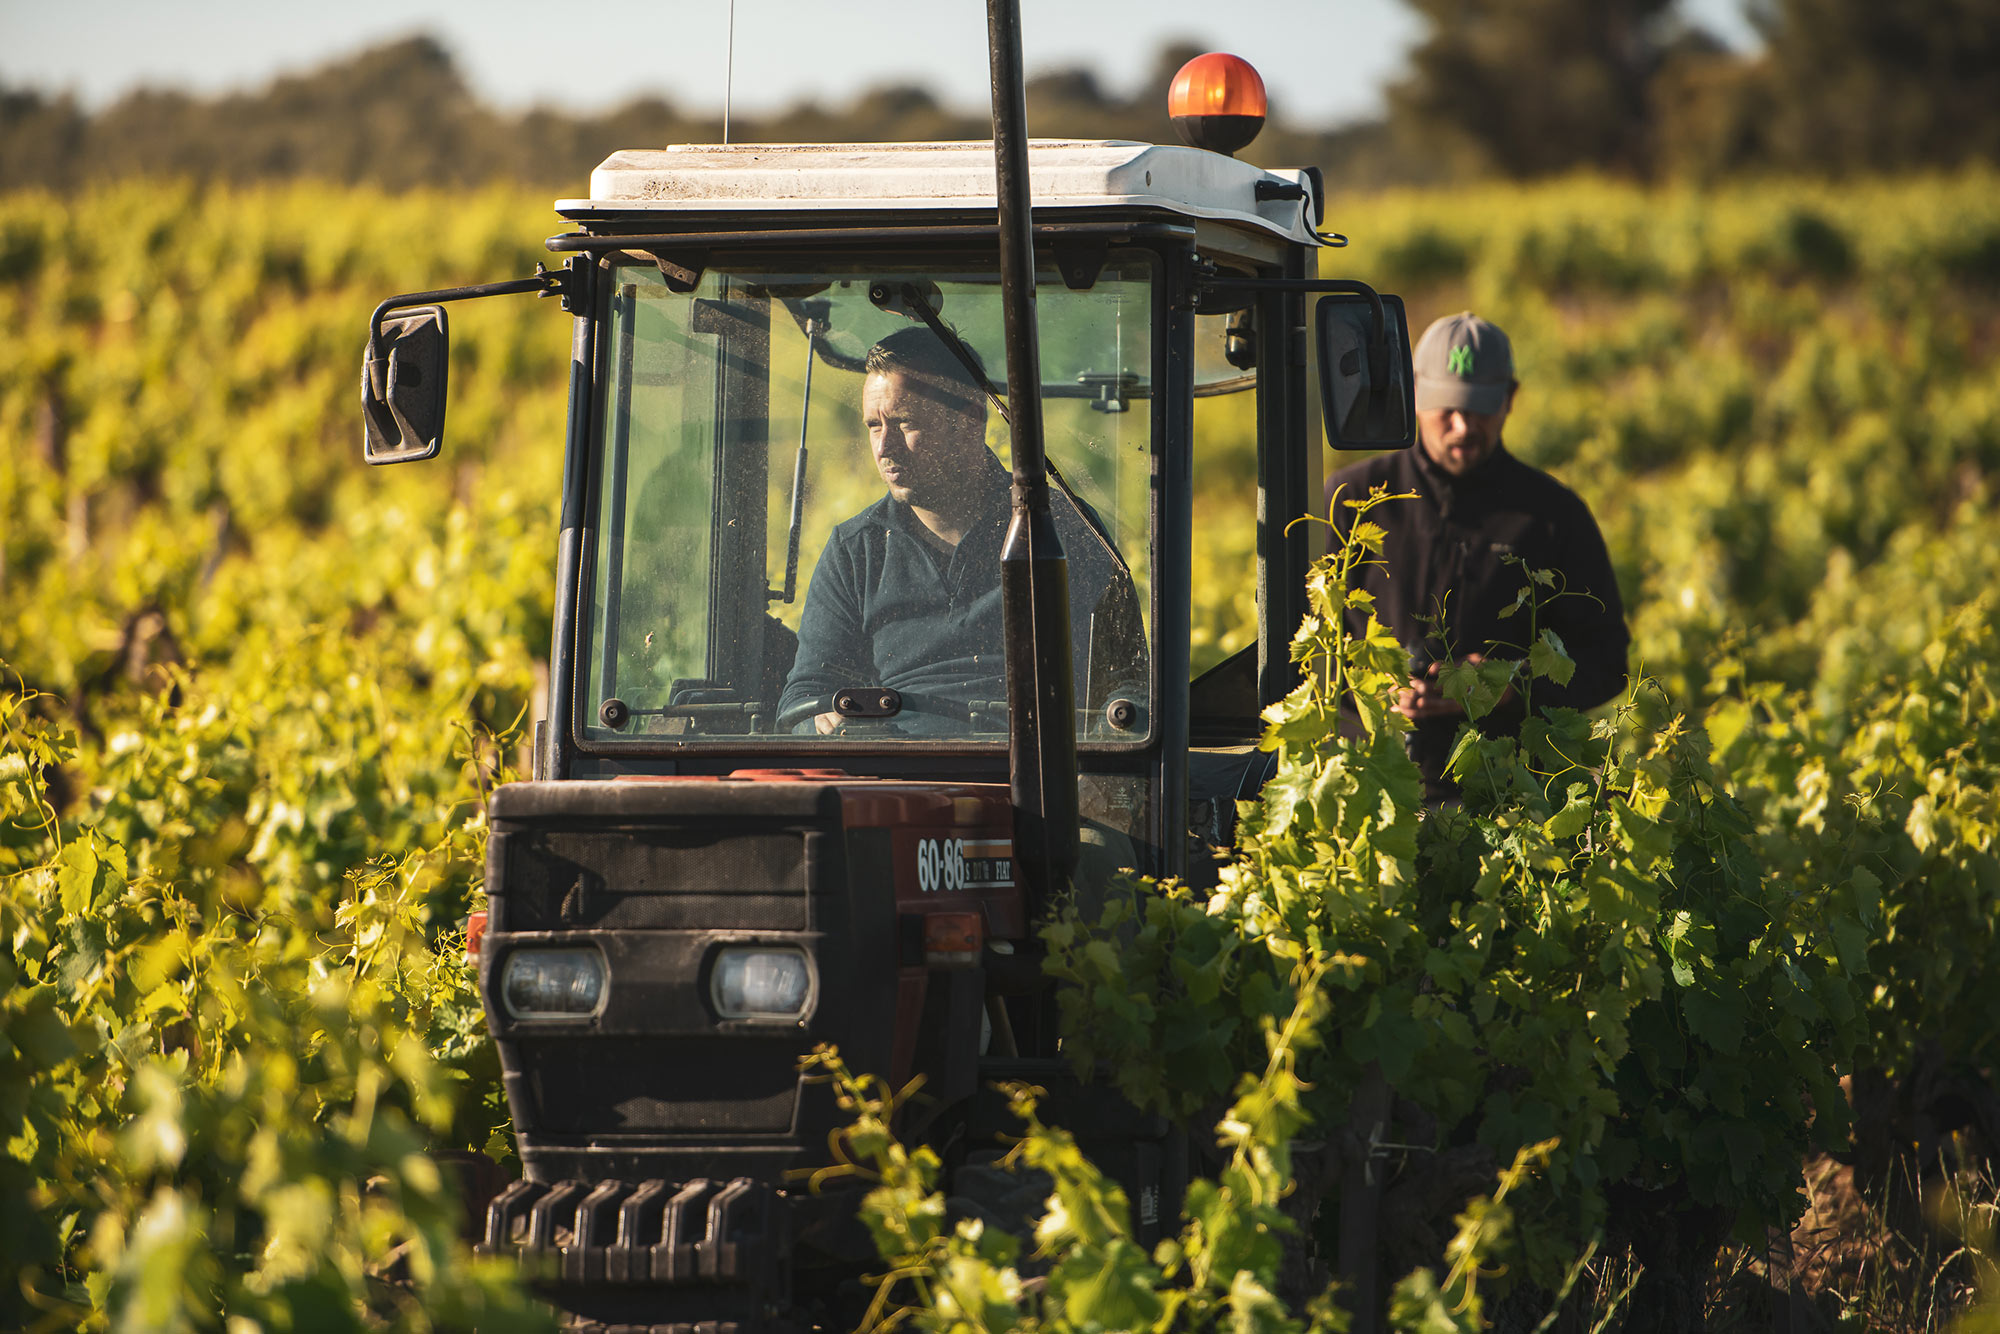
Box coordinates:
[0,36,1388,194]
[1393,0,2000,179]
[1,0,1995,196]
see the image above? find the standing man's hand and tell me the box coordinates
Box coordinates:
[1397,659,1464,719]
[1396,653,1515,719]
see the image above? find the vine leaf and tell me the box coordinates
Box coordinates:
[1530,630,1576,687]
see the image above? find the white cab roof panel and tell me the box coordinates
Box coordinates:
[560,139,1321,247]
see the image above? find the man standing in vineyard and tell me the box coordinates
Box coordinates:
[1327,312,1629,799]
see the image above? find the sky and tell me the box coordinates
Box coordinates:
[3,0,1759,129]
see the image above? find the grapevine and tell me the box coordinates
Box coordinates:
[2,171,1997,1325]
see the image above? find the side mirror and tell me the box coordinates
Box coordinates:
[1315,290,1414,450]
[361,305,449,464]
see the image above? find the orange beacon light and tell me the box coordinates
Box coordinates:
[1168,53,1268,156]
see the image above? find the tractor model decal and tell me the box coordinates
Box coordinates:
[915,837,1015,893]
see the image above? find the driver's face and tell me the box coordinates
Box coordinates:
[863,370,983,510]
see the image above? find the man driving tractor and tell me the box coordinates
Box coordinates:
[780,327,1140,734]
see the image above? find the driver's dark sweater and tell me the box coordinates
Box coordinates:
[779,464,1131,726]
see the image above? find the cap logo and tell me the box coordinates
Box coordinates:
[1447,344,1475,377]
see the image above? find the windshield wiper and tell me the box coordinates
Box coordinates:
[874,281,1133,584]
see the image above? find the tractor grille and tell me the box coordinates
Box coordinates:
[523,1038,801,1135]
[502,826,810,931]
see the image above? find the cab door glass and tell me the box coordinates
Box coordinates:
[1190,304,1258,678]
[582,253,1157,745]
[589,276,721,713]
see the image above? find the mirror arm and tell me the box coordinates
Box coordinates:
[1214,276,1396,384]
[1196,275,1386,331]
[367,266,570,349]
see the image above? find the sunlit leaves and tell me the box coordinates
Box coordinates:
[813,976,1344,1334]
[1437,657,1516,725]
[3,173,1997,1330]
[1528,631,1576,689]
[1047,495,1879,1302]
[0,671,547,1330]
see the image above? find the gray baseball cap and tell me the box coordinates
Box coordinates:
[1413,312,1515,414]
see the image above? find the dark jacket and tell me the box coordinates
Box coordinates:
[780,460,1140,731]
[1326,443,1629,792]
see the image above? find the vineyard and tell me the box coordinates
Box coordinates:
[4,171,2000,1330]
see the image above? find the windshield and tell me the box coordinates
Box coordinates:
[582,251,1156,746]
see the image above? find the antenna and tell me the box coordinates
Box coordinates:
[722,0,737,144]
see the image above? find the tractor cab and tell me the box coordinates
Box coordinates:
[368,135,1412,878]
[557,139,1345,867]
[360,53,1414,1330]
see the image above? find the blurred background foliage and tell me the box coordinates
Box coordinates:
[3,161,1996,1331]
[4,0,1997,193]
[0,183,563,1327]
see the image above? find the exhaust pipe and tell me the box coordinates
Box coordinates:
[986,0,1080,920]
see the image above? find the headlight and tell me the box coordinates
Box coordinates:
[711,947,812,1020]
[501,948,606,1018]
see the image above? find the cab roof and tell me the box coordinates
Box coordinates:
[557,139,1323,247]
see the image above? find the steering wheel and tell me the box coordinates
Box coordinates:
[775,691,983,735]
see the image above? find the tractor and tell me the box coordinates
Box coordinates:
[360,6,1414,1327]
